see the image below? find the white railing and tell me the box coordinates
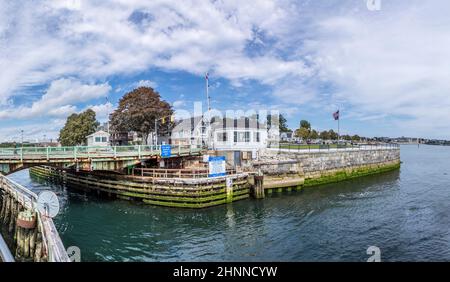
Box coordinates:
[0,144,203,161]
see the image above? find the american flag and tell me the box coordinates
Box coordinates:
[333,110,339,120]
[205,72,209,81]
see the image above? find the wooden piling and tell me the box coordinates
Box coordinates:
[15,210,37,261]
[252,175,265,199]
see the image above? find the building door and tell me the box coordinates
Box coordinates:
[234,151,241,167]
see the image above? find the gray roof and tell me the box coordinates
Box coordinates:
[171,116,267,133]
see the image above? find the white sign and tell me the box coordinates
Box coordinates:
[208,156,226,177]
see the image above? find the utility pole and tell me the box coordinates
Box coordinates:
[205,72,210,111]
[205,72,211,149]
[154,119,158,145]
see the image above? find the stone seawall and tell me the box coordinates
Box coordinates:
[255,148,401,190]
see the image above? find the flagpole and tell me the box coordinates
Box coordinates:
[206,73,210,111]
[338,113,340,143]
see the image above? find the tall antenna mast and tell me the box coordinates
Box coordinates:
[205,72,210,111]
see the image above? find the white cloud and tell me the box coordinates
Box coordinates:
[135,80,158,88]
[0,78,111,120]
[172,100,186,108]
[86,102,114,122]
[0,0,306,102]
[301,1,450,138]
[1,1,450,138]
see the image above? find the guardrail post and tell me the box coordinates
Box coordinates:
[20,148,23,162]
[74,146,77,160]
[138,145,141,159]
[46,147,49,160]
[114,146,117,158]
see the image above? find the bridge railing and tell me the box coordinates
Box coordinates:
[132,167,237,178]
[269,142,400,152]
[0,144,203,160]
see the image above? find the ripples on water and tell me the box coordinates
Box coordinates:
[8,145,450,261]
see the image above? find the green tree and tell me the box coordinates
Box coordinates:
[309,129,319,139]
[342,134,352,141]
[109,87,173,144]
[295,127,310,140]
[300,120,311,130]
[328,129,338,140]
[352,135,361,141]
[59,109,99,146]
[319,130,330,140]
[279,114,290,133]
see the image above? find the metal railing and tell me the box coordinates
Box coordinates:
[132,167,237,179]
[0,144,203,161]
[0,175,69,262]
[269,142,400,152]
[0,233,14,262]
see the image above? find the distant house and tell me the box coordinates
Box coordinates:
[86,130,110,146]
[170,116,269,151]
[170,116,207,147]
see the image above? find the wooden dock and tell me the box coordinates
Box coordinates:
[30,165,251,209]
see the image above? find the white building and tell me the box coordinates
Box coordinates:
[170,116,269,151]
[86,130,110,146]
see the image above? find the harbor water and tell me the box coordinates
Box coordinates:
[8,145,450,261]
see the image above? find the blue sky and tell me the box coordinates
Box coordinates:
[1,0,450,142]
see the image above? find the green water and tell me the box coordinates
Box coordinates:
[8,145,450,261]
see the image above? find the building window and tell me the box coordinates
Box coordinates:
[256,114,260,130]
[95,137,101,142]
[217,132,227,142]
[245,117,249,128]
[234,118,237,128]
[102,137,107,142]
[233,131,250,143]
[254,132,260,142]
[244,131,250,142]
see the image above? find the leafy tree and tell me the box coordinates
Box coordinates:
[59,109,99,146]
[342,134,352,141]
[109,87,173,144]
[309,129,319,140]
[319,130,330,140]
[279,114,290,133]
[328,129,338,140]
[295,127,310,140]
[352,135,361,141]
[300,120,311,130]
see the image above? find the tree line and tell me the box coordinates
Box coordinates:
[58,87,172,146]
[279,116,361,141]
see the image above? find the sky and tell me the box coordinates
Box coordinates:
[1,0,450,142]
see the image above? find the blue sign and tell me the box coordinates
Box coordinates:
[208,156,226,177]
[161,145,172,158]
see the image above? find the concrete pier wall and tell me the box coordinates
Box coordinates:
[29,147,400,208]
[255,148,400,190]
